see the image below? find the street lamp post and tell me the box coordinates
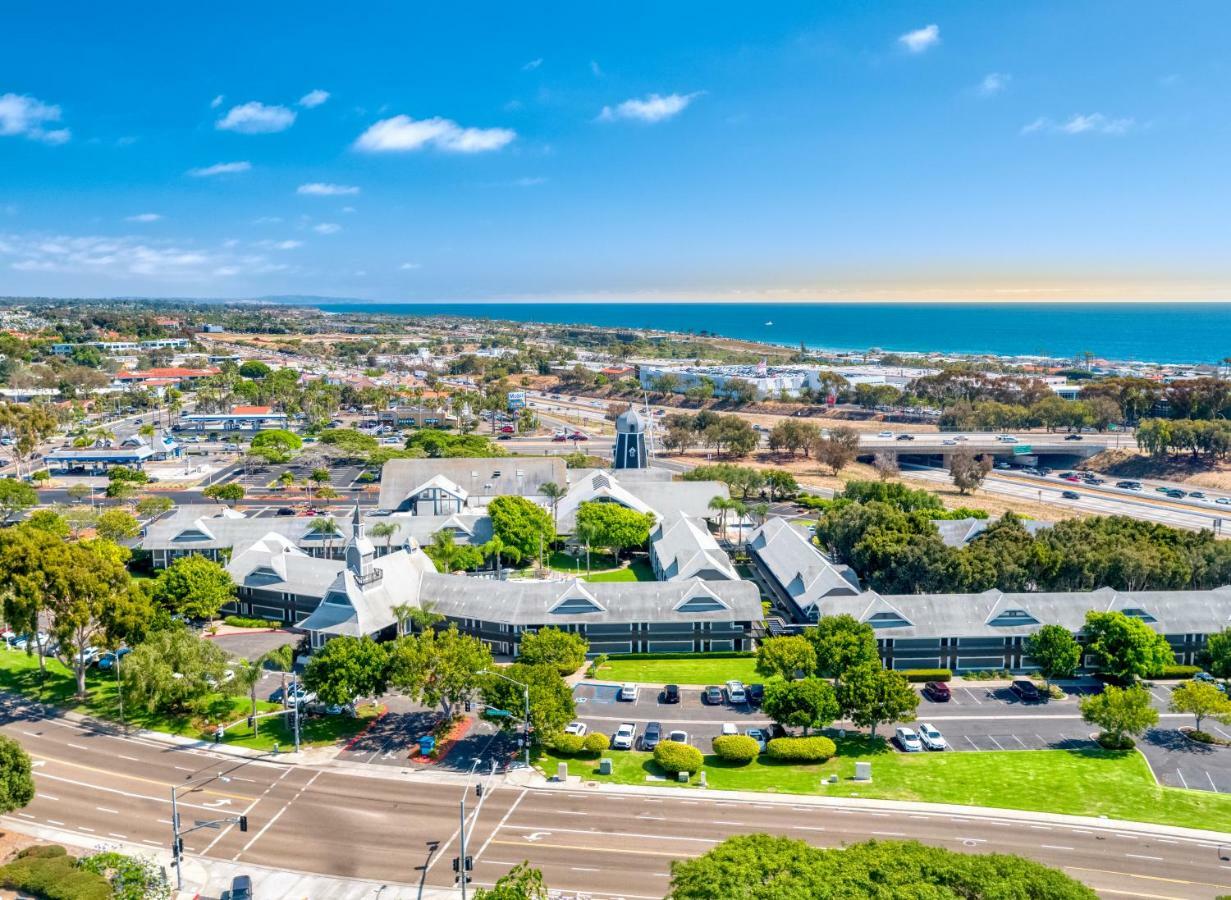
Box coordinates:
[482,669,530,767]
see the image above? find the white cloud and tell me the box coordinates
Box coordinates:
[252,216,283,224]
[313,223,341,234]
[210,94,225,109]
[1021,113,1135,136]
[124,213,163,223]
[0,92,71,144]
[273,239,302,250]
[977,73,1010,97]
[216,101,296,134]
[341,206,356,214]
[513,176,547,187]
[353,115,516,153]
[299,89,330,109]
[522,58,543,71]
[590,60,603,78]
[898,24,940,53]
[297,182,360,196]
[598,92,701,124]
[400,262,421,270]
[187,161,251,177]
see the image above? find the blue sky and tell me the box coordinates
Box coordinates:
[1,1,1229,301]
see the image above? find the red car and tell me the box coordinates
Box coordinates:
[551,434,567,442]
[923,682,951,702]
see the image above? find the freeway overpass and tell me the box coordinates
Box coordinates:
[858,432,1116,467]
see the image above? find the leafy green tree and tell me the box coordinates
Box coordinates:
[238,360,272,379]
[482,662,575,739]
[575,501,654,557]
[837,663,918,738]
[1083,611,1176,684]
[949,448,993,495]
[1168,680,1231,733]
[0,478,37,522]
[763,678,839,735]
[369,521,401,554]
[250,428,302,463]
[517,627,588,675]
[94,508,140,543]
[0,736,34,813]
[423,529,484,572]
[203,482,245,505]
[78,849,172,900]
[66,483,93,504]
[121,624,235,716]
[473,862,548,900]
[136,495,174,519]
[755,635,817,680]
[1080,684,1159,747]
[151,554,236,621]
[1025,624,1082,689]
[24,509,69,539]
[812,426,860,475]
[488,495,555,562]
[806,615,879,682]
[319,428,380,459]
[303,636,390,707]
[1203,627,1231,679]
[668,835,1098,900]
[387,626,493,719]
[537,481,566,532]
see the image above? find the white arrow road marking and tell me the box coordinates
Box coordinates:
[524,831,551,842]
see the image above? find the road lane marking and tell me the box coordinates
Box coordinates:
[1126,854,1165,861]
[39,794,59,801]
[500,824,720,844]
[1042,845,1074,851]
[1175,770,1189,789]
[234,769,320,860]
[791,825,826,832]
[474,788,528,863]
[16,813,33,819]
[1207,771,1219,792]
[142,840,159,846]
[204,764,292,855]
[67,743,88,751]
[47,819,64,825]
[713,820,745,826]
[35,771,238,813]
[95,806,118,814]
[490,838,697,859]
[1064,866,1231,890]
[119,755,138,762]
[108,833,127,839]
[570,867,601,873]
[29,755,250,801]
[871,831,906,837]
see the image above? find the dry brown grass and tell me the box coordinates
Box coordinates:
[1081,449,1231,490]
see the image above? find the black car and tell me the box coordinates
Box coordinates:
[639,721,663,751]
[1064,434,1084,441]
[746,683,765,706]
[895,434,915,441]
[1061,490,1080,500]
[702,685,723,705]
[275,507,296,516]
[661,684,680,704]
[230,875,253,900]
[1010,679,1042,703]
[268,686,286,704]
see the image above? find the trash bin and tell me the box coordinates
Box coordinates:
[419,736,436,756]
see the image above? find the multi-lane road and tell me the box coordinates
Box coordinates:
[2,696,1230,898]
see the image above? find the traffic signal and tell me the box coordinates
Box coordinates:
[452,857,460,873]
[247,716,255,729]
[173,837,183,857]
[475,783,483,798]
[464,700,472,712]
[465,856,473,871]
[238,815,249,833]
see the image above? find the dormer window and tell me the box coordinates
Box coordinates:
[988,609,1040,627]
[866,611,912,628]
[1121,607,1157,623]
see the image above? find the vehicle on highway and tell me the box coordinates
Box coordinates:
[611,723,637,750]
[1115,481,1139,489]
[660,683,680,704]
[745,728,768,752]
[747,683,765,705]
[96,647,131,671]
[725,680,747,704]
[1064,434,1084,441]
[877,431,893,438]
[997,435,1019,443]
[619,683,639,702]
[230,874,253,900]
[570,432,589,441]
[922,681,951,702]
[564,721,588,736]
[551,433,567,442]
[1061,490,1080,500]
[918,723,948,751]
[895,434,915,441]
[994,461,1011,470]
[667,729,689,745]
[953,435,968,442]
[1010,679,1043,703]
[942,439,957,446]
[702,685,723,705]
[1190,491,1206,499]
[720,722,738,736]
[1218,498,1231,506]
[895,726,923,752]
[639,721,662,751]
[1165,488,1186,498]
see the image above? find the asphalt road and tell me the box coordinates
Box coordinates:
[2,697,1229,898]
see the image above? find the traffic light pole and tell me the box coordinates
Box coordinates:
[170,773,248,891]
[458,797,469,900]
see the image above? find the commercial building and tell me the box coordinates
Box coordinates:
[52,338,190,355]
[44,433,180,473]
[175,407,289,432]
[638,363,934,400]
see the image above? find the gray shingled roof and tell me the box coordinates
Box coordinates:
[650,512,737,581]
[378,457,569,510]
[747,518,861,614]
[932,517,1052,548]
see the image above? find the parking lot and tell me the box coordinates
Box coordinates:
[575,680,1231,794]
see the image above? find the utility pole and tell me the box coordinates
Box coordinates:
[115,650,125,735]
[458,798,469,900]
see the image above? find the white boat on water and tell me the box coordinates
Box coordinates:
[764,320,773,326]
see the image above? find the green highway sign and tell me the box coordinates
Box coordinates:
[484,707,512,718]
[1012,445,1033,455]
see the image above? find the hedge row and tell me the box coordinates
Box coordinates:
[551,732,610,754]
[1154,665,1201,679]
[605,651,755,661]
[654,740,704,774]
[223,615,283,629]
[0,846,112,900]
[898,669,952,683]
[711,734,760,763]
[766,736,836,763]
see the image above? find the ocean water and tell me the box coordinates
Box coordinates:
[309,301,1231,365]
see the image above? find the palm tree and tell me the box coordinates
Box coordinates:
[708,495,732,542]
[729,500,748,553]
[308,516,339,559]
[369,521,400,556]
[538,482,566,534]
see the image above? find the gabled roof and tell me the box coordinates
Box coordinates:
[650,513,737,581]
[403,473,468,502]
[748,518,860,614]
[549,581,605,614]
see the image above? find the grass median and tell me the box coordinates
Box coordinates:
[0,646,375,752]
[592,656,761,686]
[540,736,1231,832]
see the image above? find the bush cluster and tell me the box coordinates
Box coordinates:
[711,734,760,764]
[766,736,836,763]
[223,615,282,629]
[582,732,610,754]
[1096,732,1136,750]
[654,740,704,774]
[898,668,951,683]
[1154,665,1200,679]
[552,733,585,755]
[0,846,112,900]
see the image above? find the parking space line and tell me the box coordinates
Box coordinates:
[1207,771,1219,792]
[1176,770,1188,789]
[988,736,1006,750]
[961,689,983,705]
[963,736,981,751]
[1010,734,1028,749]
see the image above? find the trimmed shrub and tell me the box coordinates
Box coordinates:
[899,668,952,683]
[552,733,585,755]
[582,732,610,754]
[766,736,837,763]
[1096,732,1135,751]
[1187,730,1216,744]
[0,845,113,900]
[654,740,704,774]
[223,615,282,629]
[712,734,760,764]
[1154,665,1200,679]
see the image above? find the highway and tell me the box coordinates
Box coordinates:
[2,700,1229,898]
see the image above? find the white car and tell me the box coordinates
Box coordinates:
[563,721,588,737]
[895,726,923,752]
[942,439,957,446]
[878,431,893,438]
[720,722,738,736]
[745,728,768,752]
[619,683,639,702]
[611,723,637,750]
[997,435,1019,443]
[667,729,689,745]
[725,680,747,704]
[918,723,948,751]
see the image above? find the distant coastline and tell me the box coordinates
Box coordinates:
[306,300,1231,366]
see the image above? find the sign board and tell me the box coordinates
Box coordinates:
[507,391,527,411]
[1012,445,1033,455]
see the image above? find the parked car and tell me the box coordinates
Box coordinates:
[661,684,680,704]
[918,723,948,751]
[563,721,588,736]
[895,727,923,752]
[230,874,253,900]
[720,722,738,737]
[725,680,747,704]
[923,681,951,702]
[1010,679,1042,703]
[667,729,689,745]
[611,723,637,750]
[745,728,768,752]
[702,685,723,705]
[96,647,131,671]
[639,721,662,751]
[746,683,765,705]
[619,683,639,702]
[275,507,296,516]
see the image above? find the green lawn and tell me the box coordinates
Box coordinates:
[593,656,761,686]
[540,737,1231,832]
[0,646,374,752]
[584,559,657,583]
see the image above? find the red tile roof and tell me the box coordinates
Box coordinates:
[231,405,274,415]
